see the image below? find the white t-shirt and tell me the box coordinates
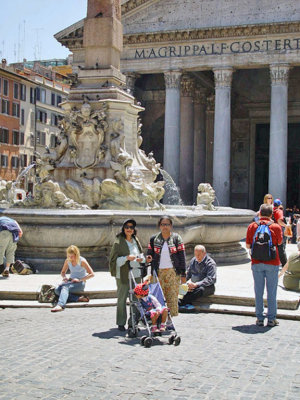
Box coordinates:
[159,241,173,269]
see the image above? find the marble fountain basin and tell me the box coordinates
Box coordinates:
[0,206,255,271]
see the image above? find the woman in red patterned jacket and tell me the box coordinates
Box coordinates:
[146,216,186,317]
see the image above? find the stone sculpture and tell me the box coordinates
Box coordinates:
[197,183,216,210]
[100,147,164,210]
[19,180,89,210]
[0,179,27,205]
[18,98,164,210]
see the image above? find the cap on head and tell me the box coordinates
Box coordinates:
[273,198,282,207]
[134,282,149,297]
[122,219,136,228]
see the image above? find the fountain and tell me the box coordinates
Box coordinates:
[0,0,255,271]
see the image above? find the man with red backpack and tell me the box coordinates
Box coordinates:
[246,204,282,327]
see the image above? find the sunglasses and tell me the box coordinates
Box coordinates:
[267,197,273,200]
[124,225,134,230]
[160,223,171,227]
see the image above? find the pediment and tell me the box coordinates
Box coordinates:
[123,0,300,35]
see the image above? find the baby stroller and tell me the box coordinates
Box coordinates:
[128,268,181,348]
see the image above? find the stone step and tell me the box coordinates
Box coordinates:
[0,298,117,309]
[0,290,117,301]
[1,290,299,311]
[191,303,300,321]
[195,294,300,310]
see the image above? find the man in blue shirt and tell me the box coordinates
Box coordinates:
[0,216,23,277]
[179,245,216,311]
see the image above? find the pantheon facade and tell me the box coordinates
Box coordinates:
[56,0,300,209]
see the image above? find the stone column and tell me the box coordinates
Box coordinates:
[193,86,207,199]
[163,71,182,186]
[269,64,289,205]
[205,93,215,183]
[180,74,195,204]
[213,67,234,206]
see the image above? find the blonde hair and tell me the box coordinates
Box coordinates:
[263,193,273,204]
[66,245,80,264]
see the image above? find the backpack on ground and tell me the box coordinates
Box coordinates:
[251,222,276,261]
[38,285,57,303]
[11,260,33,275]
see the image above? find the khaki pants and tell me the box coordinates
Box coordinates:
[0,230,17,265]
[158,268,180,317]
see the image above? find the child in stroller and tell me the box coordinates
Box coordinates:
[134,281,168,333]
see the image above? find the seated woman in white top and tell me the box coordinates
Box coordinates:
[51,245,94,312]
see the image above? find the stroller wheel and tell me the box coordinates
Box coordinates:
[140,335,147,346]
[174,336,181,346]
[127,328,137,338]
[168,334,176,345]
[144,337,153,348]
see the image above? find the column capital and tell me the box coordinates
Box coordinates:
[181,74,195,97]
[164,70,182,89]
[270,63,290,86]
[213,66,234,88]
[194,86,208,105]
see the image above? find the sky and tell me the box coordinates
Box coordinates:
[0,0,88,63]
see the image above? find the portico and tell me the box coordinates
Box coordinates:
[120,20,300,208]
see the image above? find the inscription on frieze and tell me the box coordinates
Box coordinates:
[133,37,300,59]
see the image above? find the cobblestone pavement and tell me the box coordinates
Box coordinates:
[0,307,300,400]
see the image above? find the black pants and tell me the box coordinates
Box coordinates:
[179,284,215,306]
[278,243,287,266]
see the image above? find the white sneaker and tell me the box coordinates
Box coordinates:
[51,305,64,312]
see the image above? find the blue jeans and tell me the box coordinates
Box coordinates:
[251,263,279,321]
[55,281,85,308]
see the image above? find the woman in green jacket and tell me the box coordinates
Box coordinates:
[109,219,145,331]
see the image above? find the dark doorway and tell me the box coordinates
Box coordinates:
[287,124,300,207]
[254,124,270,210]
[254,123,300,210]
[140,115,164,165]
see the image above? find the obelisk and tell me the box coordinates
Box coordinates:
[82,0,125,87]
[58,0,144,180]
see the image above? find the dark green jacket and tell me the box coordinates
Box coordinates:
[109,233,143,283]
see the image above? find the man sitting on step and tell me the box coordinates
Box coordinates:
[179,245,216,311]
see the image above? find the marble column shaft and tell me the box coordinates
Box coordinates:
[180,75,195,204]
[163,71,181,186]
[193,87,207,199]
[213,67,233,206]
[268,64,289,206]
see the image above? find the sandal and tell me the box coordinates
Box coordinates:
[78,295,89,303]
[2,269,9,277]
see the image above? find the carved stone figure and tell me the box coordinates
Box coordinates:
[19,180,89,209]
[197,183,216,210]
[34,152,56,182]
[99,147,165,210]
[60,177,102,208]
[0,180,15,204]
[67,102,108,168]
